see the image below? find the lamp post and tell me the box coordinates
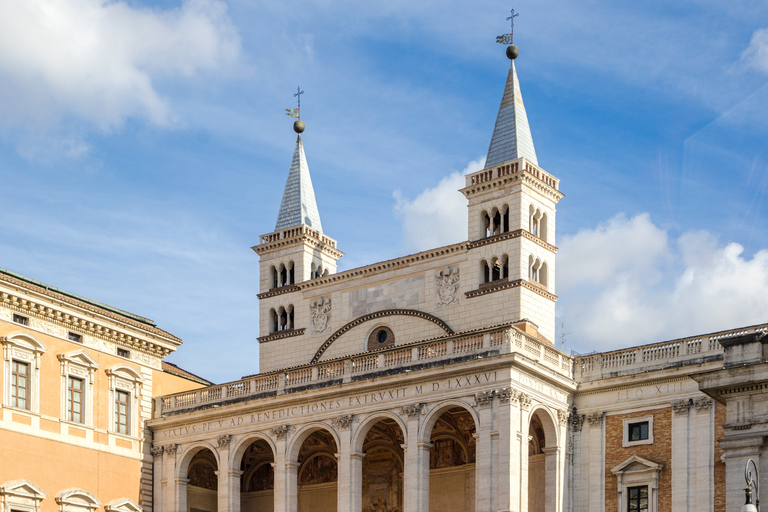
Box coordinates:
[743,458,760,512]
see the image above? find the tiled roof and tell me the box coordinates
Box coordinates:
[485,61,538,168]
[275,135,323,232]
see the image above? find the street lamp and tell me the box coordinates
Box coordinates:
[743,458,760,512]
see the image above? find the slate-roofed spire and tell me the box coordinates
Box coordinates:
[485,60,538,168]
[275,132,323,232]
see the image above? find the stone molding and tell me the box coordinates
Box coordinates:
[519,393,532,411]
[331,415,354,430]
[164,444,180,456]
[151,445,164,457]
[257,284,301,300]
[586,412,604,427]
[465,278,558,302]
[497,387,518,403]
[311,309,454,363]
[401,403,425,419]
[466,228,558,254]
[693,397,712,411]
[257,328,306,344]
[271,425,294,440]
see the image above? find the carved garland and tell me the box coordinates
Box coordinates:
[310,309,454,363]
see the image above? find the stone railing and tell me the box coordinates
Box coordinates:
[465,157,560,191]
[156,325,573,416]
[259,225,337,249]
[576,323,768,381]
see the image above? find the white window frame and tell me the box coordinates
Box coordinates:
[611,455,663,512]
[104,498,142,512]
[54,489,100,512]
[57,350,99,427]
[106,364,143,438]
[622,415,654,447]
[1,333,46,414]
[0,479,47,512]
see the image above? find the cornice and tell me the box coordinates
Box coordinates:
[465,279,557,301]
[253,234,344,259]
[467,229,558,253]
[257,328,306,344]
[0,289,174,358]
[460,165,564,204]
[257,285,301,300]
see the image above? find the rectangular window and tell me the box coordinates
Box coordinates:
[628,486,649,512]
[67,376,84,423]
[117,348,130,358]
[11,361,29,409]
[12,314,28,326]
[68,332,83,342]
[115,390,130,435]
[629,421,649,442]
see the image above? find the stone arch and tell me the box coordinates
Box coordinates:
[527,405,559,447]
[177,441,220,480]
[288,422,341,462]
[419,399,480,444]
[311,309,454,363]
[230,433,277,470]
[527,405,560,512]
[352,411,408,453]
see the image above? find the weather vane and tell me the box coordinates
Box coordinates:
[285,86,304,120]
[496,9,519,45]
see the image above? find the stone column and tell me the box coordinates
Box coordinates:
[585,412,604,512]
[519,394,533,512]
[151,445,164,512]
[162,444,182,512]
[271,425,295,512]
[543,446,561,512]
[216,435,241,512]
[333,415,359,512]
[475,391,495,512]
[693,398,714,512]
[402,404,430,512]
[671,399,691,511]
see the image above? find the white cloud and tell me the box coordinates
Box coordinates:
[0,0,241,131]
[393,157,485,253]
[743,27,768,73]
[558,214,768,353]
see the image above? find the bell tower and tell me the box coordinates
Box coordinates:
[253,119,343,338]
[460,39,563,343]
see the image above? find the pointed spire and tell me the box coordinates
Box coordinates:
[275,134,323,232]
[485,60,538,168]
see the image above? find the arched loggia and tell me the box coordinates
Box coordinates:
[527,407,559,512]
[288,425,340,512]
[235,436,277,512]
[178,445,220,512]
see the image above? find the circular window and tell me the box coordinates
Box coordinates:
[367,326,395,351]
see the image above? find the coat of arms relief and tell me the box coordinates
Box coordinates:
[436,267,460,306]
[311,297,332,333]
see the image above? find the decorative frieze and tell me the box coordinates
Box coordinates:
[270,425,294,440]
[217,435,233,448]
[436,267,460,306]
[475,391,495,407]
[331,415,355,430]
[586,412,604,427]
[672,399,692,415]
[311,297,332,334]
[401,403,425,418]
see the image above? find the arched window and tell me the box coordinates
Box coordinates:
[279,264,287,288]
[288,261,295,285]
[322,268,329,277]
[270,266,278,290]
[530,206,541,237]
[269,309,278,333]
[529,256,539,282]
[502,254,509,279]
[278,307,287,331]
[491,257,501,281]
[502,204,510,233]
[483,211,491,238]
[540,262,548,287]
[287,305,294,330]
[480,260,489,284]
[492,208,501,236]
[540,213,548,242]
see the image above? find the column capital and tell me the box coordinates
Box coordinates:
[671,399,692,416]
[331,414,355,430]
[401,403,426,419]
[474,390,495,408]
[586,412,604,427]
[217,434,234,448]
[271,424,294,440]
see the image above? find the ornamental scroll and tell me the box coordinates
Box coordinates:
[436,267,460,306]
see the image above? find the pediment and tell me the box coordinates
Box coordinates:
[105,497,143,512]
[55,488,101,508]
[106,364,143,383]
[58,350,100,368]
[1,332,47,353]
[611,455,663,475]
[0,479,47,499]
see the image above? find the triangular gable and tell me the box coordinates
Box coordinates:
[611,455,663,475]
[58,350,100,369]
[104,497,143,512]
[0,478,47,499]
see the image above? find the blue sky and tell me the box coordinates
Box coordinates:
[1,0,767,383]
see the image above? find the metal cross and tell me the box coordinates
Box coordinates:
[294,86,304,111]
[507,9,519,32]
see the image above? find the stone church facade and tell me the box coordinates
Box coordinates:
[147,45,767,512]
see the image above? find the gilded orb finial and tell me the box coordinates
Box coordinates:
[496,8,520,59]
[294,120,305,133]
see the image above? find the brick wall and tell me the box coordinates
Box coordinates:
[714,401,726,512]
[604,407,672,512]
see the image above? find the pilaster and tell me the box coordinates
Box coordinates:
[671,399,691,511]
[216,434,240,512]
[475,392,494,512]
[403,410,430,512]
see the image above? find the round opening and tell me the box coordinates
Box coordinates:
[367,326,395,351]
[377,330,388,344]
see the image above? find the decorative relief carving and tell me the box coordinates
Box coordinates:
[331,415,355,430]
[474,391,495,407]
[311,297,332,334]
[401,403,425,418]
[497,387,519,403]
[570,412,585,432]
[217,435,233,448]
[0,308,11,321]
[672,399,692,415]
[556,409,569,425]
[586,412,604,427]
[694,397,712,411]
[436,267,460,306]
[519,393,532,411]
[164,444,180,456]
[151,445,164,457]
[270,425,294,440]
